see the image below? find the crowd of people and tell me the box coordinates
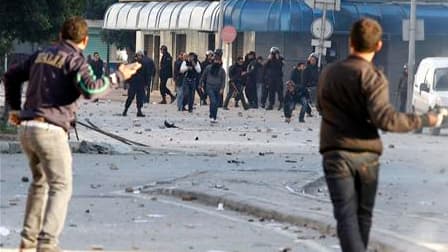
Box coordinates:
[119,45,321,124]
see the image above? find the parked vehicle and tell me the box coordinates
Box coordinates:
[412,57,448,135]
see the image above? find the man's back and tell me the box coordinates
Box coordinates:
[318,56,422,155]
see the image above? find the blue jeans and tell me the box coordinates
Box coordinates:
[183,78,196,112]
[323,151,380,252]
[176,83,184,111]
[283,101,295,118]
[207,86,221,119]
[299,96,311,121]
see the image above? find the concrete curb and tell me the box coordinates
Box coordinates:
[0,141,137,155]
[146,187,435,252]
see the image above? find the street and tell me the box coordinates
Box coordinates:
[1,93,448,251]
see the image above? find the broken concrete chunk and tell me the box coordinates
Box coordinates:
[21,176,29,183]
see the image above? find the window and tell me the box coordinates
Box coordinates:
[434,68,448,91]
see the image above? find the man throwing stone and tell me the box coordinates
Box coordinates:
[317,18,447,252]
[3,16,140,252]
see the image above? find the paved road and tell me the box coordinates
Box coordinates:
[0,154,338,252]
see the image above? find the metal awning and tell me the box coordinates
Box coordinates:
[103,1,221,31]
[103,0,448,35]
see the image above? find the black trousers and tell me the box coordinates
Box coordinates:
[125,84,146,110]
[160,77,174,98]
[268,79,283,106]
[323,151,379,252]
[223,82,248,109]
[245,80,258,106]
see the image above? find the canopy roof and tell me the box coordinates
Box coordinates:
[103,0,448,35]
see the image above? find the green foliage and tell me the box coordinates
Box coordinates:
[84,0,117,19]
[0,0,86,55]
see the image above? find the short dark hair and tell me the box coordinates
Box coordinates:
[350,18,383,53]
[60,16,88,44]
[237,56,244,61]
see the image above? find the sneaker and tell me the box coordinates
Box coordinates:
[211,118,218,124]
[159,100,167,104]
[19,240,37,252]
[223,107,229,110]
[299,118,305,123]
[122,111,127,116]
[266,105,273,110]
[137,112,146,117]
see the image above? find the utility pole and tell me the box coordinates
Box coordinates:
[217,0,225,49]
[318,7,327,70]
[406,0,417,112]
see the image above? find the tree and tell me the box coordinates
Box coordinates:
[0,0,86,61]
[84,0,117,20]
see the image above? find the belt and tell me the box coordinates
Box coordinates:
[22,116,46,123]
[20,119,64,132]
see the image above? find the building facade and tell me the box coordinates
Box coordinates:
[103,0,448,101]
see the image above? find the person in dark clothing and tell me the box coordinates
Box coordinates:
[263,47,284,110]
[253,56,265,107]
[139,51,155,104]
[283,81,297,123]
[200,50,215,105]
[290,62,312,121]
[174,52,186,111]
[180,52,201,112]
[317,18,445,252]
[201,54,226,123]
[89,52,104,79]
[245,51,258,108]
[397,64,408,112]
[290,62,305,88]
[3,16,140,252]
[159,45,175,104]
[223,56,249,110]
[303,54,319,104]
[123,53,148,117]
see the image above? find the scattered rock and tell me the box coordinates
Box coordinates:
[278,248,292,252]
[69,224,77,227]
[90,245,104,250]
[182,195,197,201]
[227,160,245,164]
[271,135,278,138]
[388,144,395,149]
[21,176,29,183]
[85,209,90,214]
[0,226,10,236]
[285,160,297,163]
[258,152,265,156]
[195,136,199,141]
[226,152,232,155]
[109,163,119,170]
[248,219,254,222]
[90,184,102,189]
